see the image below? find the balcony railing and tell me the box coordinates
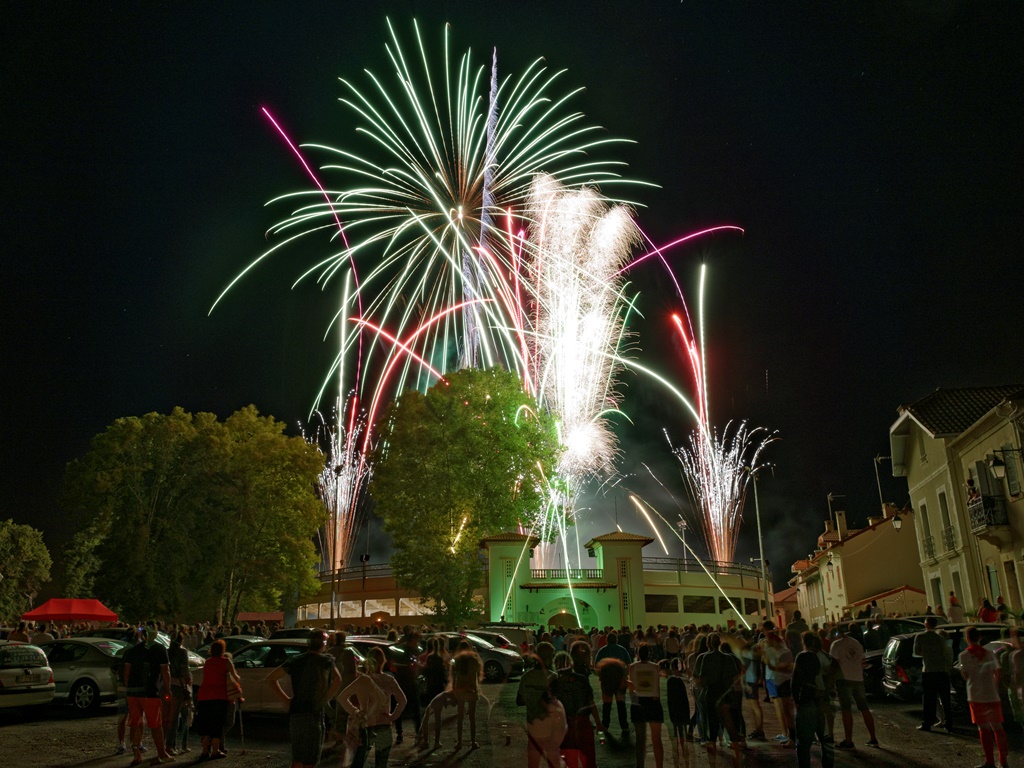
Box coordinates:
[969,495,1009,533]
[642,557,766,579]
[940,525,957,552]
[530,568,605,581]
[922,535,936,560]
[318,563,393,583]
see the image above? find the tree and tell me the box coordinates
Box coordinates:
[62,406,325,622]
[0,520,52,622]
[370,367,559,626]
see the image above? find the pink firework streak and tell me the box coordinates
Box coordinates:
[261,106,366,432]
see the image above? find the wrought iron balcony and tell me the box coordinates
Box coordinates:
[922,535,936,560]
[969,495,1009,533]
[530,568,605,581]
[940,525,957,552]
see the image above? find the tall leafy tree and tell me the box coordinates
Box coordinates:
[0,520,52,621]
[62,406,325,622]
[371,367,559,627]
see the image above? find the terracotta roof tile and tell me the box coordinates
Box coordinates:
[901,386,1023,437]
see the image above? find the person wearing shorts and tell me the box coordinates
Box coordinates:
[763,621,795,745]
[960,625,1009,768]
[123,626,174,765]
[829,624,877,749]
[629,643,665,768]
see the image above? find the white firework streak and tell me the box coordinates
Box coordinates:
[524,175,639,565]
[673,421,774,564]
[314,396,371,573]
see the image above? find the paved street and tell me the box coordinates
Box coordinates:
[1,679,1017,768]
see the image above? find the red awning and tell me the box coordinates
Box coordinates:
[22,598,118,623]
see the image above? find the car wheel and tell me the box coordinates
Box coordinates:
[484,660,505,683]
[70,680,100,712]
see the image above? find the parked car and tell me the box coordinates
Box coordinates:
[195,635,265,658]
[477,624,536,651]
[37,637,126,711]
[831,617,926,696]
[192,638,364,715]
[882,624,1011,703]
[268,627,323,640]
[75,628,170,646]
[469,630,520,653]
[0,641,56,710]
[424,632,525,683]
[950,636,1019,726]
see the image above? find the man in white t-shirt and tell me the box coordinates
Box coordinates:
[960,625,1008,768]
[829,624,877,749]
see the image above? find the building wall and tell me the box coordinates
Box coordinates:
[296,535,774,630]
[895,405,1024,616]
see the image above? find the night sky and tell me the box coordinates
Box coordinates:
[4,2,1023,588]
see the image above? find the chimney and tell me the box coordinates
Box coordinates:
[882,503,897,519]
[823,520,834,533]
[835,509,848,539]
[867,516,882,526]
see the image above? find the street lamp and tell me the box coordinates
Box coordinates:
[989,447,1023,480]
[747,467,770,620]
[676,519,688,563]
[892,514,903,532]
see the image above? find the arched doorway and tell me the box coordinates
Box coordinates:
[539,597,596,629]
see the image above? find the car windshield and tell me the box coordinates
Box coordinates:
[94,640,128,656]
[0,644,49,668]
[465,634,494,649]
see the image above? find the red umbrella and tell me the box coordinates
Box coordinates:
[21,598,118,623]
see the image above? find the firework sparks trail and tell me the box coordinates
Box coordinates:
[522,175,639,565]
[315,398,371,572]
[220,21,764,604]
[661,265,776,564]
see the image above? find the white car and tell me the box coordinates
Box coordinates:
[0,641,56,710]
[193,639,363,715]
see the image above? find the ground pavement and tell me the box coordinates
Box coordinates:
[1,675,1016,767]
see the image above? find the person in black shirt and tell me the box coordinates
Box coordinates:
[792,631,833,768]
[123,626,173,765]
[269,630,342,768]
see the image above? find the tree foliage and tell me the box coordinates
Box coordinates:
[0,520,52,622]
[371,368,559,627]
[62,406,325,622]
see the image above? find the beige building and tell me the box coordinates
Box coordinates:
[890,386,1024,614]
[790,506,926,625]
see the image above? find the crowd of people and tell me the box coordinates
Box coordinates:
[512,611,1018,768]
[5,607,1022,768]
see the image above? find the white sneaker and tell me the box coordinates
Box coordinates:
[115,744,127,755]
[772,733,789,742]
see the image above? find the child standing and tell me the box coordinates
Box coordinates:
[667,657,691,750]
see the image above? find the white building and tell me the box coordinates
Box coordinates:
[889,386,1024,614]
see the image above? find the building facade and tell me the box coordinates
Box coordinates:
[790,506,927,625]
[297,530,774,630]
[889,386,1024,614]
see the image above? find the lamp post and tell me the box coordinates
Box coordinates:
[677,519,688,565]
[874,455,891,509]
[750,469,770,620]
